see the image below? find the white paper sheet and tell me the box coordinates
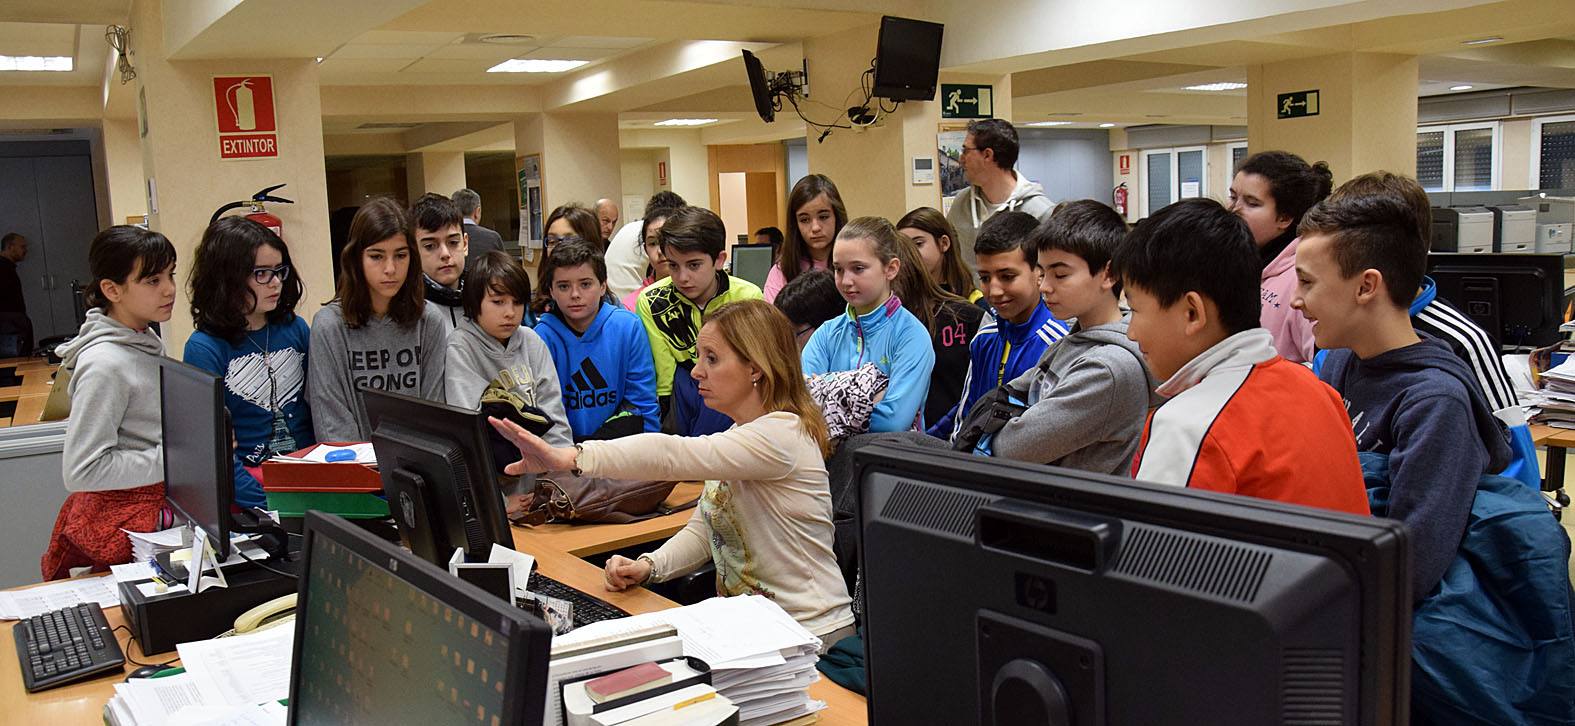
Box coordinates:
[0,576,119,620]
[176,625,296,707]
[298,442,376,464]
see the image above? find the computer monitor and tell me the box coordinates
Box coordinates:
[871,16,944,102]
[742,50,777,123]
[1427,252,1565,350]
[362,388,513,567]
[855,443,1410,725]
[287,511,551,726]
[730,242,775,289]
[158,357,236,560]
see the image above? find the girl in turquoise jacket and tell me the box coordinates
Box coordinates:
[801,217,936,433]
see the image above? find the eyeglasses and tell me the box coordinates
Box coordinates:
[251,265,290,285]
[960,145,980,155]
[545,234,583,247]
[795,324,815,339]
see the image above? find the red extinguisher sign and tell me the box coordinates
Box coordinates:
[213,75,278,160]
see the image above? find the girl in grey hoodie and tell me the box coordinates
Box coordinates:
[44,226,179,578]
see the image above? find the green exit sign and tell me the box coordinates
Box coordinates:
[941,84,993,119]
[1277,90,1320,119]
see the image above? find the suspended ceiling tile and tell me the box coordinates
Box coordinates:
[425,43,533,60]
[331,44,431,60]
[318,57,415,74]
[402,57,499,74]
[0,21,77,56]
[352,30,466,46]
[552,35,652,49]
[523,46,620,60]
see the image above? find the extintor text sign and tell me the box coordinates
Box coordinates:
[213,75,278,160]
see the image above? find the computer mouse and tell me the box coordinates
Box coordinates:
[124,665,166,681]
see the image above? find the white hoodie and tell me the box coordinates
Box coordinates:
[946,172,1054,273]
[55,309,166,491]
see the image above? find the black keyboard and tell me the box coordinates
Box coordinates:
[526,572,627,628]
[13,603,125,693]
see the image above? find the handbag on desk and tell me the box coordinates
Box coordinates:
[512,473,695,525]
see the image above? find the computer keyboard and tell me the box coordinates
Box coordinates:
[526,572,628,628]
[13,603,125,693]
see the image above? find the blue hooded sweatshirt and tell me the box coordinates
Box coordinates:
[183,316,317,510]
[929,302,1070,440]
[802,297,935,433]
[535,301,660,439]
[1320,335,1513,599]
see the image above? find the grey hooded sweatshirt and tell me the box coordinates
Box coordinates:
[309,301,448,442]
[56,309,166,491]
[445,316,573,448]
[947,172,1054,273]
[991,316,1161,475]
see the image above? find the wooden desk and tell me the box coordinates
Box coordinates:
[510,482,701,558]
[1531,425,1574,510]
[0,511,870,724]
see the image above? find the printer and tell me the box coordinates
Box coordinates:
[1487,204,1537,253]
[1432,206,1494,254]
[1520,195,1574,255]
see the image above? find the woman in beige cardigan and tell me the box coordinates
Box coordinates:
[489,299,856,646]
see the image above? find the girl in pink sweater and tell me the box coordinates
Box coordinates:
[1227,150,1332,364]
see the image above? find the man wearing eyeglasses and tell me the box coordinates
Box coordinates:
[411,193,470,332]
[945,118,1054,275]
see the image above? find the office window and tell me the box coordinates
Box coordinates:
[1417,123,1499,192]
[1536,116,1575,190]
[1223,142,1248,196]
[1140,146,1206,216]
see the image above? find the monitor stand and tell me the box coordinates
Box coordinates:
[234,507,294,563]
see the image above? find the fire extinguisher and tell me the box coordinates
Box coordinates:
[1113,182,1129,218]
[209,184,293,239]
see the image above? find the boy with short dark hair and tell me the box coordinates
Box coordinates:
[411,192,470,331]
[1119,198,1368,514]
[1293,189,1512,598]
[987,201,1159,474]
[930,211,1069,440]
[635,206,763,420]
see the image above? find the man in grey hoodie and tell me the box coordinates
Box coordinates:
[990,200,1159,475]
[946,118,1054,275]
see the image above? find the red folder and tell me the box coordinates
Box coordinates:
[260,442,383,493]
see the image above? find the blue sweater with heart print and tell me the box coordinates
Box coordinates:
[184,316,317,509]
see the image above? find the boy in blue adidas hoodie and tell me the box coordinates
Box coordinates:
[802,217,935,433]
[535,241,660,440]
[1292,184,1512,600]
[929,211,1070,440]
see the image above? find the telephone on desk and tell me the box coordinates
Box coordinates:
[226,594,296,636]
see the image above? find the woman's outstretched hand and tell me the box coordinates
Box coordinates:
[486,417,578,475]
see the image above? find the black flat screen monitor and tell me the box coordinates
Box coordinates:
[855,443,1410,725]
[742,50,776,123]
[1427,252,1565,350]
[287,511,551,726]
[158,357,236,560]
[871,16,944,102]
[363,387,513,567]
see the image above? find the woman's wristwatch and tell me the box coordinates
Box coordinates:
[570,443,584,477]
[636,554,657,584]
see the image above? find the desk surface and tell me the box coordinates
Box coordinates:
[0,511,869,724]
[1532,423,1575,448]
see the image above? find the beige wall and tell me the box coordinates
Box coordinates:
[406,150,466,201]
[538,112,622,211]
[802,24,907,221]
[620,148,657,203]
[1247,52,1419,183]
[102,118,147,224]
[1501,118,1534,190]
[622,128,711,210]
[131,0,333,353]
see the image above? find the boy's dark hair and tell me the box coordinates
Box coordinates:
[773,269,842,330]
[450,188,482,218]
[1235,151,1334,234]
[410,192,463,234]
[1298,193,1426,308]
[1032,199,1128,295]
[647,191,685,211]
[659,206,727,259]
[1113,198,1261,334]
[966,118,1020,170]
[755,226,784,246]
[334,196,425,328]
[974,210,1038,260]
[1,232,23,250]
[190,216,305,341]
[86,225,176,310]
[461,250,532,320]
[540,239,608,292]
[1325,171,1432,254]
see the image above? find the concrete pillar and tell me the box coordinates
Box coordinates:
[405,150,467,201]
[513,112,622,213]
[1246,52,1419,183]
[130,0,333,352]
[102,118,146,224]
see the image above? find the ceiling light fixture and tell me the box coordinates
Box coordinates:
[1461,36,1503,46]
[1183,82,1247,92]
[487,59,588,73]
[0,56,73,72]
[1022,121,1072,127]
[1098,123,1117,128]
[477,34,536,46]
[653,118,718,127]
[1449,84,1474,91]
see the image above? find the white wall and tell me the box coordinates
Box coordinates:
[1016,129,1115,205]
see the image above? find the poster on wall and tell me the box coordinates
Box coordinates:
[518,154,543,252]
[938,127,969,210]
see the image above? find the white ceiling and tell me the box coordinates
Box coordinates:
[0,22,111,86]
[319,29,656,85]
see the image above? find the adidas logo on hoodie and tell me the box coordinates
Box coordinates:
[566,357,619,410]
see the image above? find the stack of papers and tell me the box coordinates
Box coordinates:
[124,527,189,564]
[0,577,120,620]
[557,596,826,726]
[104,625,294,726]
[1525,356,1575,427]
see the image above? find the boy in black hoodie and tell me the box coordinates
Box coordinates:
[1291,182,1511,600]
